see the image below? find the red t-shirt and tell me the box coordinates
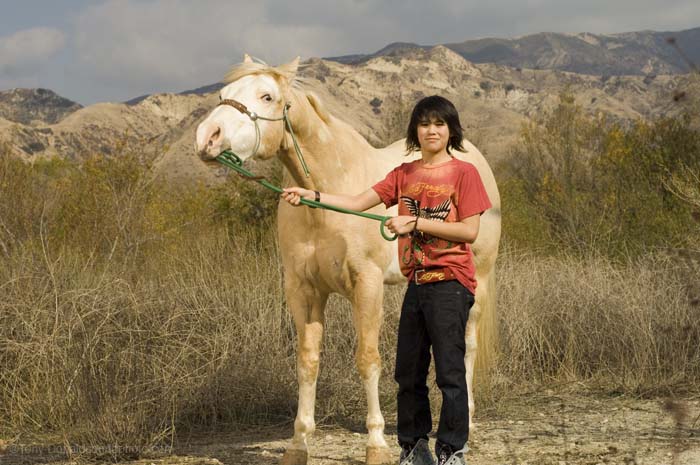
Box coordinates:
[372,157,492,294]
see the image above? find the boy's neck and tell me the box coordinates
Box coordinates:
[421,150,452,166]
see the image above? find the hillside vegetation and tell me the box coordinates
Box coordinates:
[0,88,699,459]
[499,93,700,256]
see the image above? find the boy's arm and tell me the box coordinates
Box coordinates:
[281,187,382,212]
[387,214,481,243]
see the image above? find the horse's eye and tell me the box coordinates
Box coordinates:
[219,95,222,101]
[262,94,273,102]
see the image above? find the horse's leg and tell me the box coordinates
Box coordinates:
[464,311,478,433]
[351,272,392,465]
[465,264,497,435]
[281,281,328,465]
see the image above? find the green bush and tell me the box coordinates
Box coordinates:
[498,93,700,256]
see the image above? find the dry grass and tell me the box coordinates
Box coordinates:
[1,151,699,460]
[0,223,403,457]
[496,247,700,394]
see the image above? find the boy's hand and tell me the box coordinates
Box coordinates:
[281,187,314,206]
[386,216,418,236]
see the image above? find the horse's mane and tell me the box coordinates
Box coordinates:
[224,60,304,89]
[224,58,330,125]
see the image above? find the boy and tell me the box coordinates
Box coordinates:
[282,95,492,465]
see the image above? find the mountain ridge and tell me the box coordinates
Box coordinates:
[326,27,700,76]
[1,27,697,185]
[0,88,83,125]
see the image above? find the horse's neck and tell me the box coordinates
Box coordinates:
[279,94,378,194]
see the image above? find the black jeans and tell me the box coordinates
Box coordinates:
[394,279,474,451]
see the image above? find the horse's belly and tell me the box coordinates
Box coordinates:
[383,240,405,284]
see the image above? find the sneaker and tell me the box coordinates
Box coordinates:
[399,443,412,463]
[436,442,468,465]
[399,438,435,465]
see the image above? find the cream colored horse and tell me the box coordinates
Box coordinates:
[195,56,501,465]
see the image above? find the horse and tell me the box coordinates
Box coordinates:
[195,55,501,465]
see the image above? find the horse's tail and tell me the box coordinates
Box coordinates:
[475,256,498,377]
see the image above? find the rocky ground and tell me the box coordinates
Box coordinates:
[2,392,698,465]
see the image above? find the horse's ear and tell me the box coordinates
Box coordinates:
[278,56,301,77]
[307,92,331,124]
[243,54,253,63]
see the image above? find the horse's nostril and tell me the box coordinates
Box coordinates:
[208,127,222,148]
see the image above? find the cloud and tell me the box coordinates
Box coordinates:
[0,27,66,78]
[69,0,468,100]
[71,0,356,98]
[26,0,700,103]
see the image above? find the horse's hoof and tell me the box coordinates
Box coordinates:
[366,445,393,465]
[280,448,307,465]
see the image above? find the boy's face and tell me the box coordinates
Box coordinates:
[417,118,450,155]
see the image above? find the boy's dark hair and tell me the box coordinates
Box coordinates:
[405,95,465,154]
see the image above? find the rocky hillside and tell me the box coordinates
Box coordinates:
[329,27,700,76]
[0,45,694,184]
[0,92,209,164]
[155,45,693,182]
[0,88,83,125]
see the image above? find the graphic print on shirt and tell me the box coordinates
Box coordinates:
[400,196,453,266]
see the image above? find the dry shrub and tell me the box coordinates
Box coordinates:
[0,224,292,457]
[378,92,420,147]
[497,248,700,394]
[665,162,700,251]
[0,223,404,455]
[1,247,184,459]
[0,148,402,457]
[0,152,54,255]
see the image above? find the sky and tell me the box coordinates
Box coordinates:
[0,0,699,105]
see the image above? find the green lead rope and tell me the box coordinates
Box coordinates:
[282,105,310,178]
[216,150,397,241]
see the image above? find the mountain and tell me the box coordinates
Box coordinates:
[0,92,210,161]
[329,42,428,64]
[1,29,697,184]
[154,46,693,183]
[0,88,82,125]
[124,83,225,106]
[327,27,700,76]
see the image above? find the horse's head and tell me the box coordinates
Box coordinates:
[195,55,300,162]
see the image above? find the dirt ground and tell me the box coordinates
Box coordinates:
[2,392,699,465]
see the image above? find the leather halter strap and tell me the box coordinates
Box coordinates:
[219,99,252,117]
[218,98,289,122]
